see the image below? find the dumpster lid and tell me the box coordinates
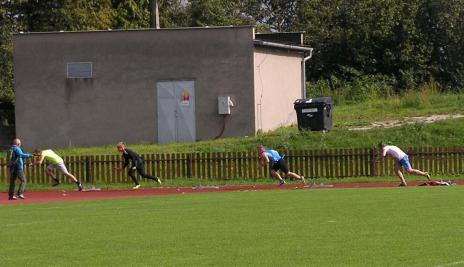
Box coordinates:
[294,97,334,105]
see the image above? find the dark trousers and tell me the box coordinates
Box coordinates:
[128,164,157,185]
[9,168,27,198]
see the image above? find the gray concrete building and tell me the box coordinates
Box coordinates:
[13,26,312,149]
[0,125,15,150]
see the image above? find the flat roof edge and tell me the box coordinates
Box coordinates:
[13,25,255,36]
[253,40,313,53]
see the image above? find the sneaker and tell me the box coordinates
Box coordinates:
[77,182,83,192]
[8,196,17,200]
[399,183,407,187]
[132,184,141,190]
[279,180,286,186]
[301,176,306,184]
[17,194,25,199]
[52,179,60,187]
[155,177,162,185]
[425,172,431,181]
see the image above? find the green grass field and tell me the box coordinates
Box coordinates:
[2,187,464,266]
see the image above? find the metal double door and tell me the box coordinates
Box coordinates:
[157,81,196,144]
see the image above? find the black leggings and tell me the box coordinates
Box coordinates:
[128,165,157,185]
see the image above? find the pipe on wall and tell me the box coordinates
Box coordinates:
[301,51,313,98]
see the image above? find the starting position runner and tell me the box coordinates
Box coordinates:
[32,149,83,191]
[257,145,305,186]
[114,142,161,189]
[378,142,431,186]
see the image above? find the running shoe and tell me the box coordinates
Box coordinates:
[132,184,141,190]
[425,172,431,181]
[301,176,306,184]
[52,179,60,187]
[279,180,286,186]
[155,177,162,185]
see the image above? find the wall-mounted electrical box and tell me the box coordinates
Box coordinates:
[218,96,234,114]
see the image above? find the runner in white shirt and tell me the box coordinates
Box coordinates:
[379,143,431,186]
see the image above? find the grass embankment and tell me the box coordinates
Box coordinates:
[1,187,464,266]
[1,92,463,157]
[335,91,464,127]
[3,118,464,157]
[55,92,464,155]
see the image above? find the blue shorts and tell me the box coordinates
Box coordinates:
[398,155,412,170]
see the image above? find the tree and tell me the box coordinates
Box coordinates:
[16,0,116,31]
[0,1,17,126]
[184,0,256,27]
[113,0,150,29]
[243,0,298,32]
[158,0,190,28]
[417,0,464,90]
[187,0,236,26]
[296,0,439,91]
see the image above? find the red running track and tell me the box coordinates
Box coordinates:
[1,180,462,205]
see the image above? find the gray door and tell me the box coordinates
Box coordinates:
[157,81,196,143]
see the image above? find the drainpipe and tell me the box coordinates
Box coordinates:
[301,50,313,98]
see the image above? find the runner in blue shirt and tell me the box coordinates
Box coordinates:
[257,145,305,186]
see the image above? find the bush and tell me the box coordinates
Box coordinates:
[306,72,394,104]
[400,81,440,109]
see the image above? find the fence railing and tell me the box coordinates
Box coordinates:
[1,147,464,184]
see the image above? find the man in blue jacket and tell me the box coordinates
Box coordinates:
[8,138,31,200]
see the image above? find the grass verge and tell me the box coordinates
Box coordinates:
[1,187,464,266]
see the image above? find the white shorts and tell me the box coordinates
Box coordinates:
[47,163,70,176]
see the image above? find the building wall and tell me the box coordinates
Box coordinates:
[253,48,303,132]
[13,27,256,149]
[0,125,15,150]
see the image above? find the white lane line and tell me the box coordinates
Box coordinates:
[4,220,58,227]
[435,260,464,267]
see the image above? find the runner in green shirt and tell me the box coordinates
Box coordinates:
[32,149,83,191]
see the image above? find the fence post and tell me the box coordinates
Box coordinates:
[0,158,5,183]
[187,153,193,178]
[85,156,92,183]
[369,149,376,177]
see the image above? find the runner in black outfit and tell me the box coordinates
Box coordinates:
[115,142,161,189]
